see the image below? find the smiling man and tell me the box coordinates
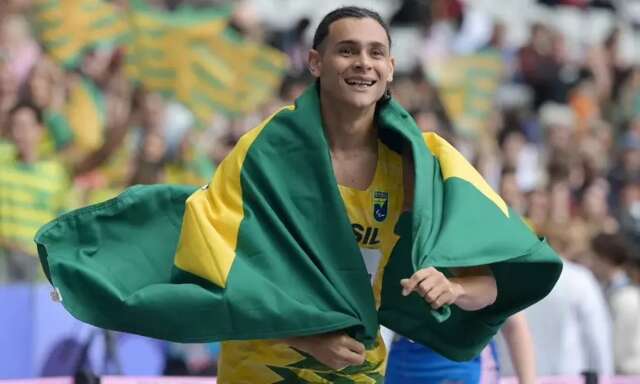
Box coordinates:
[215,7,498,382]
[36,5,562,384]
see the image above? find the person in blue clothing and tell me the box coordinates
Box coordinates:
[385,313,536,384]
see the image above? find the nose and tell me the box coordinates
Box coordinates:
[353,52,372,71]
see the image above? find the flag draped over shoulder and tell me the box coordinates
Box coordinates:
[33,0,128,67]
[35,84,562,361]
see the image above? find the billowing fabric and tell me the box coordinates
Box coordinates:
[36,84,562,363]
[216,140,403,383]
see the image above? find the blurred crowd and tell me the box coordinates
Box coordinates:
[1,0,640,379]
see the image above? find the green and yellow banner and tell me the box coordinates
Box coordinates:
[32,0,289,123]
[33,0,128,67]
[425,51,503,138]
[126,2,288,123]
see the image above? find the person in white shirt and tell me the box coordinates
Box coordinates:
[591,232,640,374]
[524,231,614,376]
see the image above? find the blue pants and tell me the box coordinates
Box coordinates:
[385,338,481,384]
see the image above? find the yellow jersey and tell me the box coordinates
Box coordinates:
[217,140,404,383]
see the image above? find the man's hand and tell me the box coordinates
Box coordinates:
[285,332,366,370]
[401,267,461,310]
[402,266,497,311]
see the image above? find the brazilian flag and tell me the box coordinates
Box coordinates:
[35,84,561,361]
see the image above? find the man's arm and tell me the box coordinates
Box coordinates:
[401,266,497,311]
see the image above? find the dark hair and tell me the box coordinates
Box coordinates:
[591,233,632,266]
[312,6,391,50]
[9,100,43,125]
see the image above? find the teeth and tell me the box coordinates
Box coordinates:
[346,79,375,86]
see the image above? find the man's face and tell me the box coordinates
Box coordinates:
[308,17,394,109]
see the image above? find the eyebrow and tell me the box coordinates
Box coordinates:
[335,40,389,50]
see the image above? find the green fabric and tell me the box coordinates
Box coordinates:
[125,0,286,125]
[44,110,74,149]
[33,0,128,68]
[81,77,106,125]
[36,84,562,361]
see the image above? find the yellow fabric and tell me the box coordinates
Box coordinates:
[85,188,122,206]
[0,141,15,164]
[0,160,68,255]
[164,165,199,186]
[174,106,293,288]
[425,52,503,138]
[424,132,509,217]
[34,0,127,65]
[64,80,103,153]
[217,141,404,383]
[126,7,287,123]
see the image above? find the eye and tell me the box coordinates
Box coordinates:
[339,47,354,56]
[371,49,385,58]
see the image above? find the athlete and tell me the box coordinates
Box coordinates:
[215,6,498,382]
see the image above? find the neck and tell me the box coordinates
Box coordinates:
[320,91,378,153]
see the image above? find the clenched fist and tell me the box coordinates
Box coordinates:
[401,267,462,310]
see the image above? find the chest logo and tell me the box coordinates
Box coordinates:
[373,191,388,222]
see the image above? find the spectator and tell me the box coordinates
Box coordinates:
[591,232,640,374]
[0,101,68,283]
[23,56,73,153]
[524,229,614,376]
[518,23,565,109]
[0,14,40,86]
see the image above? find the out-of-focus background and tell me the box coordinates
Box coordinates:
[1,0,639,381]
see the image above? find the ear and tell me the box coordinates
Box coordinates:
[307,49,322,78]
[387,56,396,83]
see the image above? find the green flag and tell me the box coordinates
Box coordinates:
[125,1,288,124]
[425,51,503,138]
[36,84,561,361]
[33,0,128,67]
